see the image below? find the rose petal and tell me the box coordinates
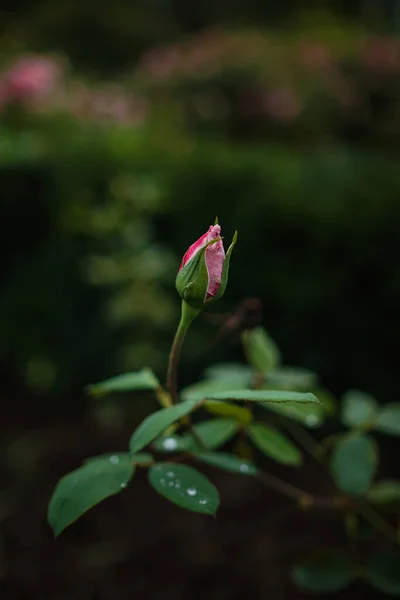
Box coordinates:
[206,237,225,298]
[179,224,221,271]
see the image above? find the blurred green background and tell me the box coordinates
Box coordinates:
[1,2,400,599]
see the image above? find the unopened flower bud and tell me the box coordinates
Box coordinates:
[176,221,237,310]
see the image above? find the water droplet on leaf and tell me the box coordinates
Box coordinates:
[305,415,319,427]
[109,455,120,464]
[239,463,249,473]
[163,438,178,450]
[187,487,197,496]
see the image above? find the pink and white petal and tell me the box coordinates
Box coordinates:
[179,224,221,271]
[205,238,225,297]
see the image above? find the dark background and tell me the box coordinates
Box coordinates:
[1,1,400,598]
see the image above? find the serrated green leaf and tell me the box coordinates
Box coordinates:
[129,399,200,455]
[365,553,400,595]
[204,400,253,424]
[341,389,377,430]
[242,326,280,373]
[183,417,240,450]
[375,403,400,436]
[367,480,400,504]
[259,400,324,428]
[180,378,245,403]
[330,434,377,495]
[248,422,302,466]
[48,456,134,536]
[86,368,160,396]
[148,463,219,515]
[194,389,319,404]
[292,550,353,593]
[193,451,257,475]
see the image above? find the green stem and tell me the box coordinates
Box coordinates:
[167,300,200,403]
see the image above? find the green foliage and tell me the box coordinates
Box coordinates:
[148,463,219,515]
[193,451,258,475]
[330,434,377,495]
[86,368,160,396]
[2,114,400,404]
[341,390,377,430]
[152,417,241,453]
[375,403,400,436]
[259,398,324,428]
[42,211,400,598]
[204,399,253,424]
[365,553,400,596]
[367,480,400,505]
[130,453,154,465]
[152,434,188,453]
[129,399,201,454]
[242,326,281,374]
[266,367,318,392]
[292,550,353,593]
[48,454,135,536]
[204,363,251,385]
[180,378,245,403]
[183,418,240,450]
[192,389,319,403]
[248,423,302,466]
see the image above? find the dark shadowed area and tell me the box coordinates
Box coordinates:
[1,2,400,599]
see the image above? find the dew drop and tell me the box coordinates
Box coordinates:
[305,414,319,427]
[166,471,175,478]
[186,487,197,496]
[109,455,120,464]
[120,482,127,489]
[175,483,181,489]
[239,463,249,473]
[163,438,178,451]
[199,499,207,505]
[168,481,175,487]
[160,478,166,485]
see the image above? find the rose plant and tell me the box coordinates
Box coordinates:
[48,221,400,596]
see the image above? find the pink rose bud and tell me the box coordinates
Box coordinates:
[176,220,237,309]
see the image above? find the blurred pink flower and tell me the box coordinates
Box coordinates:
[67,81,148,125]
[262,88,302,122]
[138,46,182,79]
[0,56,61,108]
[361,38,400,71]
[297,43,332,71]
